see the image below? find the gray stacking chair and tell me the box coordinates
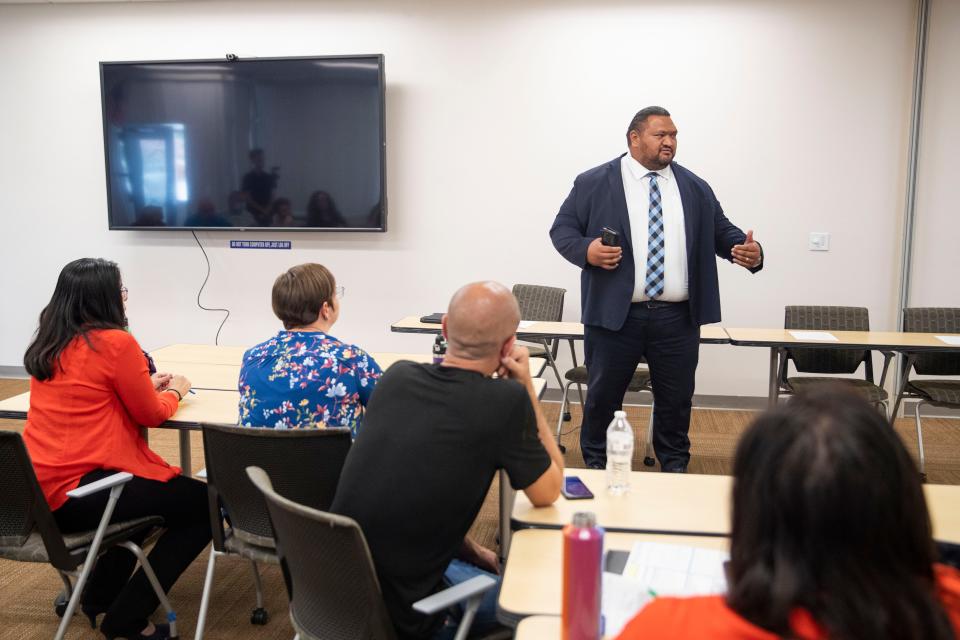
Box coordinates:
[512,284,567,393]
[891,308,960,475]
[556,364,657,466]
[246,466,500,640]
[0,431,176,640]
[777,306,893,414]
[194,424,351,639]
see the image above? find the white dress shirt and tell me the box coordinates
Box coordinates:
[621,154,688,302]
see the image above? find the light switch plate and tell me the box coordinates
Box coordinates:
[809,232,830,251]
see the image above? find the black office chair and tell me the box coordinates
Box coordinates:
[194,424,351,639]
[777,306,893,415]
[246,466,503,640]
[891,308,960,475]
[0,431,176,640]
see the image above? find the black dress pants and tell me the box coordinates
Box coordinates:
[53,470,211,637]
[581,301,700,471]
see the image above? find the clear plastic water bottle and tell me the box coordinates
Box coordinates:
[606,410,633,495]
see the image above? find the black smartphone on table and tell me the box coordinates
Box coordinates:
[561,475,595,500]
[601,227,620,247]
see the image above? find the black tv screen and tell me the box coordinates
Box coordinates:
[100,55,386,231]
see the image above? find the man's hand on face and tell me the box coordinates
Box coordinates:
[498,345,532,383]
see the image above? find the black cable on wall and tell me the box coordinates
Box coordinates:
[191,231,231,345]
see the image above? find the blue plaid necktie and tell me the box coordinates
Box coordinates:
[643,172,665,298]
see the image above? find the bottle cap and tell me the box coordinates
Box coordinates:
[571,511,597,528]
[614,410,626,418]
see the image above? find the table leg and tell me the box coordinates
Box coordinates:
[540,340,565,392]
[179,429,192,474]
[767,347,779,407]
[498,469,514,566]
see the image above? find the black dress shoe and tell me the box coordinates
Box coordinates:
[82,603,108,629]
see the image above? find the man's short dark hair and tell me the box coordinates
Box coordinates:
[626,106,671,143]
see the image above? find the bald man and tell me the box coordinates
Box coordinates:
[332,282,564,640]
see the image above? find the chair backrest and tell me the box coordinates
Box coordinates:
[903,308,960,376]
[246,466,397,640]
[202,424,351,547]
[512,284,565,322]
[0,431,73,570]
[784,306,870,374]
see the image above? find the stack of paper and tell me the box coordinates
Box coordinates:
[602,541,728,636]
[788,330,838,341]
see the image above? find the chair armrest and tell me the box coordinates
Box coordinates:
[412,574,497,615]
[66,472,133,499]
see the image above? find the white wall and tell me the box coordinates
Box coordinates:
[911,0,960,309]
[0,0,923,397]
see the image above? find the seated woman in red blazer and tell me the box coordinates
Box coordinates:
[618,386,960,640]
[22,258,211,640]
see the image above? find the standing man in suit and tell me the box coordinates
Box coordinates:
[550,106,763,473]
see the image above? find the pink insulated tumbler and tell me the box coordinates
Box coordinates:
[562,511,604,640]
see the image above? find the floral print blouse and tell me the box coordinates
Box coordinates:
[238,331,382,437]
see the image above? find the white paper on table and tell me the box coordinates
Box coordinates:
[517,320,536,329]
[788,330,838,342]
[602,571,653,638]
[935,335,960,346]
[621,542,728,596]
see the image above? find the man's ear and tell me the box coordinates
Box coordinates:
[441,314,449,341]
[500,335,516,360]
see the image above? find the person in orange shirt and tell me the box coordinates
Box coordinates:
[22,258,211,640]
[617,386,960,640]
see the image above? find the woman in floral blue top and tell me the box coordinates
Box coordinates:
[238,263,382,437]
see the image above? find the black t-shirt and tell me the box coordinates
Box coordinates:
[241,169,277,208]
[331,362,552,639]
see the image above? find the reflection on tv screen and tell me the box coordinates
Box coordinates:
[100,55,386,231]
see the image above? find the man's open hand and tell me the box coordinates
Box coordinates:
[732,230,761,269]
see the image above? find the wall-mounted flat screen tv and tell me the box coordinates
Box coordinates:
[100,55,386,231]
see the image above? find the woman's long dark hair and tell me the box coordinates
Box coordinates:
[306,190,346,228]
[24,258,128,381]
[726,385,954,639]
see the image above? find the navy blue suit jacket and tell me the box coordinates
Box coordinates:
[550,154,762,331]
